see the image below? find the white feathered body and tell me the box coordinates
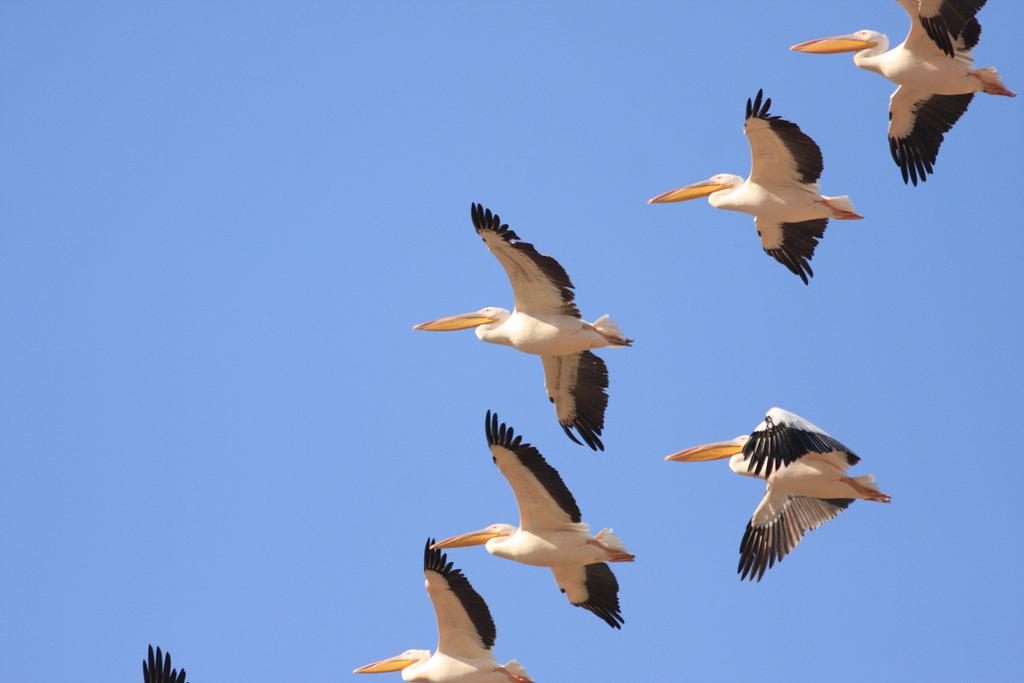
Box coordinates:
[485,525,609,567]
[710,181,846,223]
[476,312,625,356]
[401,653,519,683]
[728,451,881,500]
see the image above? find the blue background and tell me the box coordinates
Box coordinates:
[2,2,1022,681]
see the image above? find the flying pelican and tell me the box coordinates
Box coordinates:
[791,1,1015,185]
[144,645,187,683]
[354,540,533,682]
[414,204,632,451]
[432,411,633,628]
[649,90,861,284]
[665,407,891,581]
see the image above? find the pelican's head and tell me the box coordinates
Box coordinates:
[648,174,743,206]
[413,307,510,334]
[353,649,430,676]
[430,523,516,551]
[790,29,885,55]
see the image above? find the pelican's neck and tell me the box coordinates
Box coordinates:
[728,453,763,480]
[707,185,742,211]
[484,529,520,558]
[400,654,432,682]
[474,312,512,346]
[853,37,890,75]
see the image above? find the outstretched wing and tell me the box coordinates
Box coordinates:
[745,89,823,187]
[423,540,497,660]
[471,203,580,318]
[743,407,859,478]
[888,86,973,185]
[485,411,584,532]
[755,217,828,285]
[550,563,624,629]
[738,489,853,581]
[541,351,609,451]
[898,0,987,57]
[143,645,187,683]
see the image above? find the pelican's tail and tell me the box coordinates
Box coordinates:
[596,528,635,562]
[502,660,533,682]
[973,67,1016,97]
[591,315,633,347]
[822,195,862,220]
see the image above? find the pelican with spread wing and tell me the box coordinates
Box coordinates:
[666,407,891,581]
[649,90,861,284]
[414,204,632,451]
[792,0,1014,185]
[354,540,533,682]
[432,412,633,628]
[143,645,187,683]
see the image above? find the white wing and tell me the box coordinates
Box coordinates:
[550,563,624,629]
[744,90,823,188]
[738,488,853,581]
[888,85,974,185]
[423,542,496,660]
[541,352,609,451]
[471,203,580,318]
[485,412,583,533]
[897,0,943,54]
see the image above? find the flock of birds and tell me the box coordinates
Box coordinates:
[139,3,1013,682]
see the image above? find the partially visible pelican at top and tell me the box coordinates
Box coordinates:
[666,407,891,581]
[353,540,533,682]
[414,204,632,451]
[649,90,861,285]
[791,0,1015,185]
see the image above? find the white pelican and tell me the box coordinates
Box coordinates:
[791,1,1015,185]
[649,90,861,285]
[354,540,533,682]
[144,645,187,683]
[414,204,632,450]
[432,412,633,628]
[666,407,891,581]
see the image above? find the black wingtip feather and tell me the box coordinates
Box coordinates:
[763,218,827,285]
[144,645,187,683]
[576,563,624,629]
[743,415,857,478]
[889,93,972,186]
[558,351,608,452]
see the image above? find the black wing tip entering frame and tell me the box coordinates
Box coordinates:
[746,88,772,120]
[144,645,187,683]
[471,202,520,242]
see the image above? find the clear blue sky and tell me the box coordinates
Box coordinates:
[2,2,1022,681]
